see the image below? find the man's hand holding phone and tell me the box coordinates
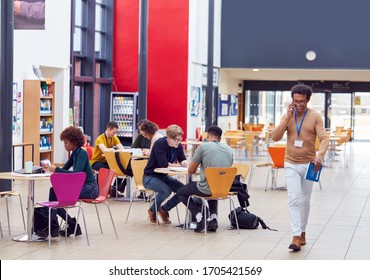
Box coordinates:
[287,102,296,118]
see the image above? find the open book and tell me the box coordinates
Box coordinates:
[305,162,323,182]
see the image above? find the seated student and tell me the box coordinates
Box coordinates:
[90,121,126,197]
[139,120,163,156]
[143,124,188,224]
[131,119,151,200]
[40,126,99,237]
[177,125,233,233]
[132,119,151,150]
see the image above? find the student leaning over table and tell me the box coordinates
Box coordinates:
[143,124,188,224]
[90,121,126,197]
[177,125,233,233]
[40,126,99,238]
[138,119,163,156]
[271,84,328,252]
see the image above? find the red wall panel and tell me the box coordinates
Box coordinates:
[114,0,189,137]
[113,1,139,92]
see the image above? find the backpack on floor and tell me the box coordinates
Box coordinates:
[33,206,50,233]
[228,207,277,231]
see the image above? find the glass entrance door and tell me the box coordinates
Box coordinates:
[330,93,353,131]
[353,92,370,140]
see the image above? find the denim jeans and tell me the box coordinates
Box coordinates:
[143,175,185,212]
[284,162,314,236]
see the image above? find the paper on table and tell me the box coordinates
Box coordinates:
[304,162,322,182]
[169,167,188,172]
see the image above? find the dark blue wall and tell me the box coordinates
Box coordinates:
[221,0,370,69]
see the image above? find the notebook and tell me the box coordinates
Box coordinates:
[304,162,323,182]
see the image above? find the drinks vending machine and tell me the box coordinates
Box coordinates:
[110,92,138,146]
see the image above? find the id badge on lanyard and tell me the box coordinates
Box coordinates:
[294,109,308,148]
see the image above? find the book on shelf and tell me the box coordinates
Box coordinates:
[305,162,323,182]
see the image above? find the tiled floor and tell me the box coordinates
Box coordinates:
[1,141,370,260]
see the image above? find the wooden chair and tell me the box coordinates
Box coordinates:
[183,167,239,236]
[0,190,26,235]
[224,130,244,160]
[125,159,158,226]
[232,163,250,182]
[104,151,132,198]
[79,168,118,238]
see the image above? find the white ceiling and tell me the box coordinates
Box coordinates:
[222,68,370,82]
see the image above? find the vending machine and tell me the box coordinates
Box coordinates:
[110,92,138,147]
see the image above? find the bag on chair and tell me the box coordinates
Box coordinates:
[228,207,277,231]
[229,174,250,208]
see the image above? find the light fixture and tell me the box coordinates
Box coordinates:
[252,68,260,72]
[305,50,316,61]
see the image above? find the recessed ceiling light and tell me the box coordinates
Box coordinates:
[252,69,260,72]
[306,50,316,61]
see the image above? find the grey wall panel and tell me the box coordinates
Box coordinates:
[221,0,370,69]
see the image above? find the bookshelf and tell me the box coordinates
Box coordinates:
[23,79,55,165]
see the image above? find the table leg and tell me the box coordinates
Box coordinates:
[12,180,46,242]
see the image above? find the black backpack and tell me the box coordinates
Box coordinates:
[228,207,277,231]
[229,174,250,208]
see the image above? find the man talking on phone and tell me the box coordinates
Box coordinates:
[271,84,328,251]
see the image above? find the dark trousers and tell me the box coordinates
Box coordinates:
[177,181,217,217]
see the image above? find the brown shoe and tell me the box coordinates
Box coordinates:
[148,209,157,224]
[288,236,301,251]
[159,207,171,224]
[300,232,306,246]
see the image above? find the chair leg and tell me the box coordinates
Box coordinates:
[203,199,209,236]
[104,202,118,239]
[183,196,192,230]
[175,205,181,224]
[5,197,11,235]
[18,194,26,230]
[94,204,103,234]
[75,206,89,246]
[230,199,240,234]
[248,166,255,187]
[125,189,137,223]
[48,208,52,248]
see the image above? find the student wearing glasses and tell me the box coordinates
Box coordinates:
[143,124,188,224]
[271,84,328,252]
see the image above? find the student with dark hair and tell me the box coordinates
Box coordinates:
[271,84,329,251]
[132,119,151,150]
[90,121,125,197]
[40,126,98,237]
[138,119,163,156]
[177,125,233,233]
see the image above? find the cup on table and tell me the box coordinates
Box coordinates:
[25,161,33,174]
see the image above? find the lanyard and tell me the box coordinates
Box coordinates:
[104,133,112,147]
[294,108,308,138]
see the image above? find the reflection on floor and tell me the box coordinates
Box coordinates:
[1,141,370,260]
